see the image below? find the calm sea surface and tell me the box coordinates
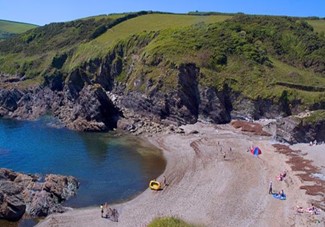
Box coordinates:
[0,117,165,226]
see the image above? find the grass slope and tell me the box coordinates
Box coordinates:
[307,19,325,34]
[69,14,231,69]
[0,12,324,110]
[0,19,37,40]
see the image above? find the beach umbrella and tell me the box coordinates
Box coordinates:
[250,147,262,156]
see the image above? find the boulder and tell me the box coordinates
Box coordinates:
[0,192,26,221]
[43,174,79,201]
[0,169,79,221]
[276,112,325,144]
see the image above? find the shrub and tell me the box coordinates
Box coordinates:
[148,217,198,227]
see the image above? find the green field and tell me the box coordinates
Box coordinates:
[0,19,37,33]
[70,14,232,69]
[0,19,37,40]
[307,19,325,33]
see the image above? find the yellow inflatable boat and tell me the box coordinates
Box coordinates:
[149,180,161,190]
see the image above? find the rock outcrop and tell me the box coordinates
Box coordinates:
[0,45,316,134]
[276,112,325,144]
[0,168,79,221]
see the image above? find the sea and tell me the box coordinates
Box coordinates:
[0,117,166,226]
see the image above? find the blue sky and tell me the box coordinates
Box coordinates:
[0,0,324,25]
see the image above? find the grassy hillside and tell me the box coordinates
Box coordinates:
[307,19,325,34]
[0,12,324,109]
[0,19,37,40]
[69,13,231,70]
[0,12,231,79]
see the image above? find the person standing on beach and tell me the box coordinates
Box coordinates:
[163,175,169,187]
[104,202,109,218]
[100,204,104,218]
[269,181,273,194]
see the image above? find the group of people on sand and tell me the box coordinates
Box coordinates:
[268,171,321,216]
[269,181,285,197]
[268,170,288,195]
[100,202,119,222]
[296,203,320,215]
[269,170,287,198]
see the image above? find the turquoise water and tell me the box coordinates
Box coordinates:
[0,117,166,209]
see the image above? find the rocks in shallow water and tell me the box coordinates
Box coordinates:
[43,174,79,201]
[0,168,79,221]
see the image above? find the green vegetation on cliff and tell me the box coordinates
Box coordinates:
[301,110,325,124]
[0,12,324,110]
[0,19,37,40]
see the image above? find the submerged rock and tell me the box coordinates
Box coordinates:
[0,168,79,221]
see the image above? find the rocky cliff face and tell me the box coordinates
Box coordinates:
[0,168,79,221]
[0,71,120,131]
[0,44,314,134]
[276,113,325,144]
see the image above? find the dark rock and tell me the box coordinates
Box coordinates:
[176,63,200,123]
[0,181,23,195]
[0,89,23,112]
[62,85,120,131]
[0,169,18,181]
[0,192,26,221]
[199,87,231,123]
[0,168,79,221]
[43,174,79,201]
[27,190,66,217]
[189,130,199,134]
[276,114,325,144]
[44,71,64,91]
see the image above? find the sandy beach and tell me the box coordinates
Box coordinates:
[37,122,325,227]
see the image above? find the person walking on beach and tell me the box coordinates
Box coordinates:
[163,175,169,187]
[268,181,273,194]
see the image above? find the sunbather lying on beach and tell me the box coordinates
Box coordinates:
[296,206,304,214]
[295,204,320,215]
[277,170,287,181]
[306,204,320,215]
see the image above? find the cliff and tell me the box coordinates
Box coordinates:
[0,13,324,139]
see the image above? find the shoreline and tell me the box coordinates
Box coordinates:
[37,122,325,227]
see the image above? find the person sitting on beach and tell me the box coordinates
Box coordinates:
[296,206,304,214]
[279,189,285,197]
[282,171,287,178]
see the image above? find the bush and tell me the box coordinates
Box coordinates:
[148,217,197,227]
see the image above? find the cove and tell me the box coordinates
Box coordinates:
[0,117,165,213]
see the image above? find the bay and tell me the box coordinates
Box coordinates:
[0,117,165,226]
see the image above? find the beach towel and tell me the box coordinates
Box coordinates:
[272,193,286,200]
